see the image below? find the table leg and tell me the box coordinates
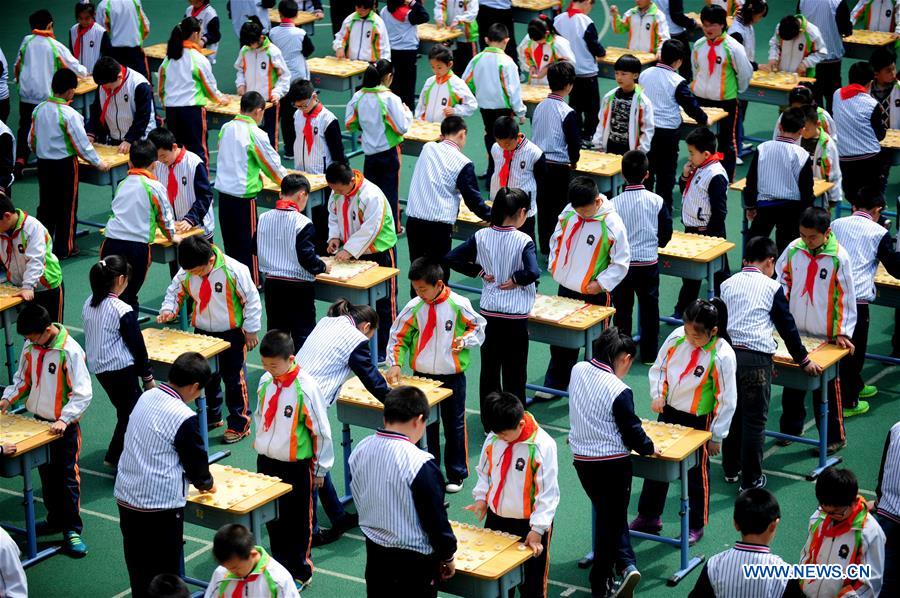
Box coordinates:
[200,357,231,465]
[3,309,15,384]
[341,423,353,504]
[367,287,380,367]
[22,458,38,561]
[807,366,842,480]
[666,458,705,586]
[706,260,716,300]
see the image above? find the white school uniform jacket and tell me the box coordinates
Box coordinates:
[204,548,300,598]
[776,234,857,339]
[333,11,391,62]
[387,288,485,375]
[489,136,544,216]
[269,22,311,81]
[88,67,156,143]
[105,170,177,244]
[14,32,88,104]
[833,88,883,158]
[728,16,756,64]
[2,325,92,423]
[28,97,102,165]
[153,148,216,237]
[851,0,900,32]
[185,2,220,63]
[234,38,291,102]
[345,85,412,155]
[517,34,576,86]
[704,543,791,598]
[811,129,843,205]
[650,327,737,442]
[381,3,429,52]
[254,366,333,474]
[611,3,670,54]
[0,527,27,598]
[326,171,398,257]
[162,245,262,333]
[158,45,225,108]
[472,413,559,534]
[462,47,526,117]
[293,105,341,174]
[434,0,479,42]
[415,74,478,122]
[228,0,272,37]
[0,50,9,102]
[548,199,630,294]
[0,210,62,292]
[832,210,900,302]
[98,0,150,48]
[69,21,108,74]
[884,80,900,129]
[690,34,753,101]
[591,84,655,153]
[554,9,603,77]
[214,115,287,198]
[768,17,828,76]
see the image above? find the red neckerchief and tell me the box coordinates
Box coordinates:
[706,35,725,75]
[230,574,261,598]
[183,40,204,52]
[100,67,129,127]
[302,103,323,153]
[564,213,595,266]
[683,153,723,197]
[800,246,827,304]
[128,168,156,180]
[678,345,703,383]
[278,21,296,27]
[840,83,869,100]
[31,29,55,39]
[73,20,95,59]
[435,73,451,85]
[190,1,209,18]
[392,3,412,21]
[1,213,25,274]
[198,271,213,314]
[533,41,545,70]
[275,199,301,211]
[166,147,187,208]
[340,170,365,238]
[566,4,583,17]
[417,285,450,352]
[498,134,524,188]
[263,364,301,431]
[492,412,537,512]
[806,496,868,564]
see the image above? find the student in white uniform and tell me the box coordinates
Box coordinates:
[227,0,273,37]
[875,422,900,597]
[0,527,27,598]
[517,16,576,86]
[333,0,392,62]
[87,56,156,153]
[489,116,545,242]
[97,0,151,77]
[415,45,478,123]
[185,0,221,63]
[381,0,429,108]
[204,524,300,598]
[70,1,111,74]
[766,14,828,77]
[235,18,291,147]
[610,0,670,54]
[269,0,315,158]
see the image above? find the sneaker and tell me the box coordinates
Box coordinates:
[445,481,464,494]
[63,531,88,557]
[311,528,340,548]
[810,441,847,457]
[223,428,250,444]
[531,391,558,402]
[688,528,704,546]
[739,474,767,492]
[774,438,793,447]
[735,156,744,165]
[35,521,61,536]
[859,385,878,399]
[295,577,311,592]
[628,515,662,535]
[843,401,870,418]
[614,565,641,597]
[723,472,740,484]
[668,310,683,322]
[207,419,225,431]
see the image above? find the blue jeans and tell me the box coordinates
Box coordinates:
[876,512,899,596]
[312,472,347,533]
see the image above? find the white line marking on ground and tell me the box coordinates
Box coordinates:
[110,543,212,598]
[79,467,115,480]
[865,366,896,386]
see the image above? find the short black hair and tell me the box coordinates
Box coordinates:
[482,392,525,434]
[75,2,96,19]
[547,61,575,92]
[428,44,453,65]
[129,139,157,169]
[490,187,528,226]
[493,116,519,140]
[799,206,831,233]
[147,574,190,598]
[51,69,79,95]
[30,9,53,30]
[169,352,212,387]
[848,61,875,86]
[592,326,636,366]
[800,105,819,125]
[259,330,295,359]
[282,173,310,196]
[734,488,781,535]
[289,79,315,103]
[853,184,887,210]
[92,56,123,86]
[17,303,52,336]
[212,524,256,564]
[239,17,264,47]
[486,23,509,42]
[568,176,599,208]
[788,85,815,106]
[685,127,717,154]
[148,127,178,151]
[383,386,430,423]
[354,0,376,8]
[743,236,778,263]
[779,107,806,134]
[240,91,266,114]
[0,193,15,218]
[699,4,727,26]
[278,0,299,18]
[869,46,897,72]
[614,54,642,74]
[816,467,859,507]
[527,17,550,41]
[177,235,216,270]
[621,150,648,185]
[325,161,354,185]
[408,257,444,285]
[659,39,685,66]
[441,115,467,137]
[777,15,801,41]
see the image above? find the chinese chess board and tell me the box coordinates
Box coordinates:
[750,70,814,89]
[451,522,525,571]
[188,464,284,510]
[151,227,204,245]
[143,43,213,60]
[512,0,560,10]
[575,151,622,176]
[660,232,728,259]
[75,76,97,95]
[600,47,656,65]
[681,106,728,126]
[876,264,900,287]
[142,328,231,363]
[81,143,130,168]
[404,119,443,143]
[340,373,445,406]
[308,57,369,77]
[882,129,900,149]
[521,84,550,105]
[262,171,327,193]
[0,413,51,446]
[530,294,588,322]
[319,258,378,281]
[0,284,23,299]
[773,333,827,362]
[269,8,320,26]
[210,94,272,116]
[845,29,897,46]
[640,420,693,456]
[457,200,493,224]
[417,23,462,42]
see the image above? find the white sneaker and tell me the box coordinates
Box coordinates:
[735,156,744,165]
[445,482,464,494]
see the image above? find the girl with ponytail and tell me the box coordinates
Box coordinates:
[517,15,576,86]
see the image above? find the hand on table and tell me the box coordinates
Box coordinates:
[334,249,353,262]
[1,444,17,456]
[50,419,68,435]
[802,361,823,376]
[175,220,193,233]
[15,289,34,301]
[157,310,177,324]
[524,531,544,556]
[651,397,665,414]
[386,365,402,385]
[117,141,131,154]
[836,335,855,355]
[707,440,721,457]
[0,399,9,413]
[336,48,346,60]
[327,238,341,254]
[97,160,111,172]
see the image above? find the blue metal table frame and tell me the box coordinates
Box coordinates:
[867,276,900,366]
[1,297,23,385]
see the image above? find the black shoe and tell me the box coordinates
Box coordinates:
[35,521,62,536]
[333,512,358,533]
[774,438,793,447]
[311,528,341,547]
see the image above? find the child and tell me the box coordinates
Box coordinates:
[235,18,291,147]
[345,60,411,228]
[610,0,671,54]
[462,23,526,177]
[406,115,490,283]
[517,16,576,86]
[591,54,655,155]
[257,174,327,352]
[205,524,300,598]
[776,207,856,454]
[0,119,12,196]
[29,69,108,259]
[720,236,820,492]
[774,85,838,142]
[745,106,815,253]
[767,15,827,77]
[228,0,272,37]
[568,327,654,597]
[0,527,26,598]
[631,298,736,544]
[159,17,228,165]
[799,467,885,596]
[799,105,843,207]
[87,56,156,153]
[269,0,315,158]
[801,0,853,112]
[333,0,392,62]
[476,0,517,65]
[640,39,708,210]
[325,161,398,359]
[489,116,545,242]
[70,1,111,74]
[0,194,64,321]
[114,352,213,598]
[101,139,177,312]
[868,46,898,183]
[158,236,262,444]
[184,0,221,63]
[831,186,900,417]
[540,177,630,396]
[290,79,347,174]
[0,304,92,557]
[875,422,900,597]
[214,91,287,286]
[381,0,429,109]
[446,188,539,411]
[532,61,581,255]
[554,0,607,140]
[415,45,478,123]
[254,330,332,588]
[148,127,215,251]
[468,392,559,597]
[654,0,697,80]
[386,258,486,492]
[610,150,672,363]
[82,256,153,468]
[690,489,803,597]
[851,0,900,32]
[434,0,479,74]
[97,0,151,77]
[689,4,753,179]
[349,387,457,594]
[727,0,767,71]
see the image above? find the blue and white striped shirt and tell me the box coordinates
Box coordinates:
[81,293,150,377]
[877,422,900,521]
[296,315,372,406]
[752,137,811,204]
[406,139,489,224]
[268,23,310,81]
[532,94,580,164]
[833,90,883,159]
[800,0,846,61]
[257,208,326,282]
[611,185,669,264]
[831,211,900,302]
[489,137,545,217]
[700,543,791,598]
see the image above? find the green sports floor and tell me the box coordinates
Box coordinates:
[1,1,899,596]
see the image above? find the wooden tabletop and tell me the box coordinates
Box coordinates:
[512,0,560,10]
[308,57,369,78]
[261,171,328,194]
[79,143,131,168]
[600,47,657,66]
[206,94,273,117]
[772,333,848,369]
[0,284,26,313]
[659,231,735,263]
[749,70,815,91]
[682,106,729,126]
[844,29,897,46]
[269,8,322,26]
[882,129,900,149]
[521,84,551,105]
[100,227,204,246]
[0,413,59,455]
[449,521,533,580]
[574,151,622,177]
[530,298,616,331]
[338,373,452,410]
[876,264,900,288]
[143,43,213,60]
[189,464,293,514]
[730,177,834,198]
[316,265,399,290]
[635,422,711,462]
[75,76,97,96]
[403,119,442,144]
[143,328,232,363]
[417,23,462,42]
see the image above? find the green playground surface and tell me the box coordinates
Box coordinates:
[0,1,899,596]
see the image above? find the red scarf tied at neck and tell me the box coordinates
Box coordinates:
[497,134,523,188]
[73,20,94,59]
[275,199,301,211]
[166,147,187,208]
[302,103,324,153]
[839,83,869,100]
[800,247,827,305]
[706,36,724,75]
[806,496,868,566]
[492,412,537,511]
[418,285,450,352]
[263,365,301,431]
[392,2,412,21]
[190,1,209,18]
[340,171,365,237]
[100,67,129,127]
[566,3,583,17]
[683,153,723,197]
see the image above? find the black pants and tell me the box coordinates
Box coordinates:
[748,201,804,256]
[281,99,297,157]
[33,285,64,324]
[38,421,83,533]
[841,155,885,206]
[544,285,610,391]
[876,513,900,598]
[721,350,773,488]
[36,156,80,258]
[453,40,478,76]
[571,76,600,140]
[100,238,151,312]
[480,315,528,424]
[364,147,401,231]
[196,326,251,433]
[840,303,870,409]
[406,217,452,294]
[480,108,514,179]
[637,406,711,530]
[0,97,9,122]
[365,538,440,597]
[164,105,209,165]
[672,31,693,81]
[813,60,842,113]
[391,49,419,110]
[418,370,469,483]
[368,247,398,361]
[611,264,660,363]
[331,0,355,34]
[312,471,348,532]
[218,191,260,286]
[537,163,570,254]
[476,7,517,65]
[258,454,314,581]
[96,366,142,466]
[485,511,551,598]
[262,104,279,149]
[647,127,680,211]
[574,457,634,596]
[675,226,730,315]
[107,46,149,78]
[780,376,845,444]
[16,101,37,163]
[264,278,316,352]
[118,504,184,598]
[697,98,739,180]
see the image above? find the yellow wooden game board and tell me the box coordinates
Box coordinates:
[339,373,449,407]
[207,94,273,117]
[142,329,232,363]
[0,413,51,447]
[261,171,328,194]
[143,43,213,60]
[79,143,130,168]
[451,522,526,571]
[876,264,900,287]
[640,420,694,456]
[457,200,493,224]
[75,76,97,96]
[0,284,24,299]
[417,23,462,43]
[660,231,729,259]
[530,294,588,322]
[575,151,622,176]
[188,464,285,510]
[521,84,550,105]
[269,8,321,26]
[308,57,369,77]
[681,106,728,126]
[773,333,827,362]
[600,47,656,65]
[882,129,900,149]
[319,258,378,281]
[512,0,560,10]
[844,29,897,46]
[403,119,443,144]
[749,70,815,90]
